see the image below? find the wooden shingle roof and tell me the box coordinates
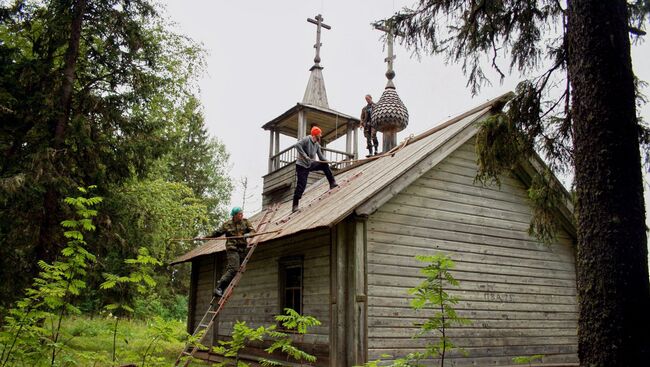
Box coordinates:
[172,93,516,265]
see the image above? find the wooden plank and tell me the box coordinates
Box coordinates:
[356,122,479,216]
[329,226,337,367]
[368,262,576,284]
[368,327,576,338]
[351,217,367,364]
[368,317,576,329]
[368,306,577,320]
[398,184,535,219]
[430,160,529,191]
[419,169,529,203]
[368,280,577,297]
[366,288,577,307]
[366,335,578,348]
[367,297,577,312]
[368,248,575,273]
[367,350,578,367]
[335,222,346,367]
[369,272,577,290]
[207,229,331,346]
[367,234,575,265]
[379,200,533,233]
[368,218,574,256]
[378,194,533,227]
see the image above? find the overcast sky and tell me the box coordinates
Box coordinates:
[161,1,650,244]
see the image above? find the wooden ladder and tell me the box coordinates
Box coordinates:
[174,203,280,367]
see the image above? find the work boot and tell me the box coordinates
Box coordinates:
[213,287,223,297]
[292,204,299,213]
[366,147,373,158]
[329,182,339,190]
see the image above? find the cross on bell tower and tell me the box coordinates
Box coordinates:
[302,14,331,108]
[307,14,331,69]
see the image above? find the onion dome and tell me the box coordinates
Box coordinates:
[371,83,409,133]
[371,23,409,152]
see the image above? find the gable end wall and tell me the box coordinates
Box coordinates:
[366,139,579,366]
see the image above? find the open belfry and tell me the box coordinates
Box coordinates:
[261,14,359,209]
[173,13,580,367]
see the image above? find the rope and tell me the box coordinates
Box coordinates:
[317,134,414,167]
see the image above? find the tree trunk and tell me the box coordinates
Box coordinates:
[54,0,86,147]
[567,1,650,365]
[37,0,87,261]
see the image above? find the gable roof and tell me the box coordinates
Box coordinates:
[172,92,573,265]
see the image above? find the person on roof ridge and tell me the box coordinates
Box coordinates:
[292,126,338,213]
[209,206,255,297]
[360,94,379,157]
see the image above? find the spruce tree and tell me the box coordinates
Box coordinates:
[379,1,650,365]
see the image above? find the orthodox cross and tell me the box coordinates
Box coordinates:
[374,23,401,81]
[307,14,331,66]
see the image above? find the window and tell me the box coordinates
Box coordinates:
[279,256,303,315]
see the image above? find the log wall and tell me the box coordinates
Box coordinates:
[366,140,579,366]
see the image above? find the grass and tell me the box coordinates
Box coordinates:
[55,315,208,367]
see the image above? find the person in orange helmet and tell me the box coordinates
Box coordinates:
[292,126,338,212]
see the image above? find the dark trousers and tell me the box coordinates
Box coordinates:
[292,162,336,207]
[364,126,378,151]
[216,247,246,291]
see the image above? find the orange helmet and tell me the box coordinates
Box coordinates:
[310,126,322,137]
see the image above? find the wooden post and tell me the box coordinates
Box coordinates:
[353,122,359,160]
[268,130,275,172]
[298,109,307,139]
[351,217,367,365]
[334,222,348,366]
[346,121,353,159]
[382,129,397,153]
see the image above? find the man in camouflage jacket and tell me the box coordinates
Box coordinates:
[211,206,255,297]
[360,94,379,156]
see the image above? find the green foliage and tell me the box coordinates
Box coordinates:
[209,308,320,367]
[100,246,163,363]
[151,96,233,221]
[92,178,211,316]
[474,99,564,245]
[50,315,188,367]
[376,1,650,246]
[356,254,469,367]
[274,307,321,334]
[0,187,101,366]
[0,0,232,314]
[359,353,426,367]
[212,322,268,367]
[409,254,470,366]
[474,112,527,187]
[527,171,562,244]
[512,354,544,365]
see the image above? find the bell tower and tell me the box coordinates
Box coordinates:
[261,14,360,208]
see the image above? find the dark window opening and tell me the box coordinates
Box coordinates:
[279,256,303,316]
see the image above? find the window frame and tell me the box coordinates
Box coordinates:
[278,255,304,318]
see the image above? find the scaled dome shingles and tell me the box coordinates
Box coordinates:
[372,87,409,132]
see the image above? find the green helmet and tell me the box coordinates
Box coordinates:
[230,206,243,217]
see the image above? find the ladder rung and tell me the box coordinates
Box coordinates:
[174,203,281,366]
